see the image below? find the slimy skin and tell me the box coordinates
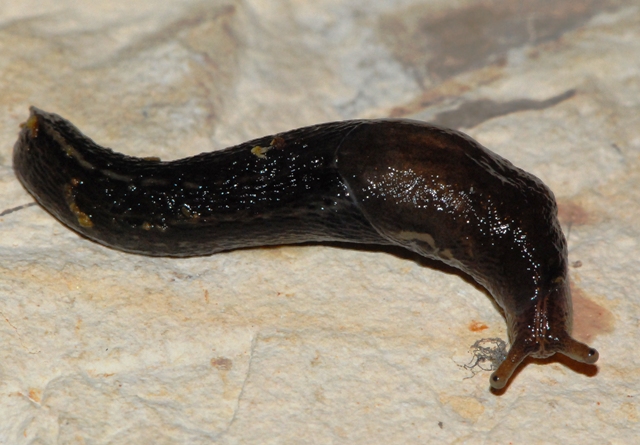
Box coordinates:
[12,107,598,390]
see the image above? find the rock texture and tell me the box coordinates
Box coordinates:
[0,0,637,443]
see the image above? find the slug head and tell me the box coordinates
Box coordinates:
[489,282,599,390]
[334,119,599,390]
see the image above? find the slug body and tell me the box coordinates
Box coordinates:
[13,107,598,389]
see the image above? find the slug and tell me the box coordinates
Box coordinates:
[12,106,598,390]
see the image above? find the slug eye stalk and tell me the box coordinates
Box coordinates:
[490,334,598,390]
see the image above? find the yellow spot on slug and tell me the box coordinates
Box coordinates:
[251,145,271,159]
[142,222,152,231]
[21,113,40,138]
[270,136,285,148]
[64,180,93,228]
[440,249,454,260]
[143,156,162,162]
[69,203,93,228]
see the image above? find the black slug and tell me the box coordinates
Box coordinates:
[12,106,598,390]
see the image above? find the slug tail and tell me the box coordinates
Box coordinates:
[13,107,385,256]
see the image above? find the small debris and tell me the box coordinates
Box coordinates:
[461,338,507,378]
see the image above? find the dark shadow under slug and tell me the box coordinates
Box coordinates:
[12,106,599,390]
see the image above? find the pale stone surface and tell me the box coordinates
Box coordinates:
[0,0,637,443]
